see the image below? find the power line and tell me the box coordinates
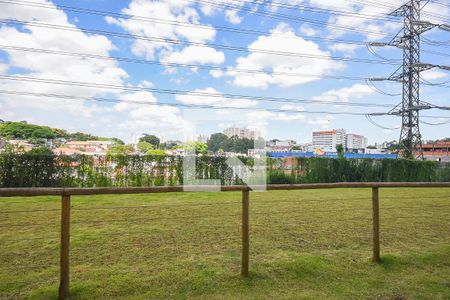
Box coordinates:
[420,119,450,125]
[8,43,438,88]
[365,114,401,130]
[190,0,391,36]
[0,0,402,39]
[422,49,450,58]
[0,44,381,82]
[428,0,450,8]
[0,89,387,116]
[366,0,450,159]
[344,0,449,20]
[365,79,402,96]
[2,89,447,118]
[0,75,397,108]
[0,19,401,65]
[242,0,402,21]
[0,0,395,39]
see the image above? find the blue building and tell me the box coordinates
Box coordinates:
[268,151,397,159]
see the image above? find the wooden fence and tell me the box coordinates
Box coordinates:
[1,182,450,300]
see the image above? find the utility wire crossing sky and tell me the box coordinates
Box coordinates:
[0,0,449,143]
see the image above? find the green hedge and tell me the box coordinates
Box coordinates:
[0,154,448,187]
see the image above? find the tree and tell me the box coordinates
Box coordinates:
[98,137,124,145]
[207,133,229,153]
[181,142,208,155]
[27,146,54,156]
[145,149,166,156]
[139,134,160,148]
[31,128,55,139]
[336,144,345,158]
[111,137,125,145]
[207,132,262,154]
[0,122,56,140]
[107,145,134,155]
[137,141,154,153]
[162,140,182,150]
[67,132,98,141]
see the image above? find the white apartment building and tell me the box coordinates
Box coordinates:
[312,129,346,152]
[346,134,368,150]
[223,127,260,140]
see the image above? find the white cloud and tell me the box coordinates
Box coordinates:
[225,10,243,24]
[161,45,225,65]
[315,0,449,39]
[0,1,187,140]
[118,103,188,138]
[137,80,154,88]
[299,24,319,37]
[0,0,128,121]
[113,90,157,112]
[106,0,224,66]
[199,0,253,24]
[0,61,9,74]
[311,83,374,104]
[328,43,361,56]
[307,115,334,128]
[421,69,448,81]
[175,87,257,108]
[280,104,305,112]
[217,23,345,89]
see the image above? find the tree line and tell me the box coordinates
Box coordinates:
[0,121,124,145]
[0,153,448,188]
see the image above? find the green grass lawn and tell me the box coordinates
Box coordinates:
[1,188,450,299]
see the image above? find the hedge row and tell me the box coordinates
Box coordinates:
[0,154,449,187]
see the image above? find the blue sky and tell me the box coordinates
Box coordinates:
[0,0,449,144]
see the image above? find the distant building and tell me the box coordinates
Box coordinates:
[64,140,114,155]
[165,140,182,149]
[312,129,346,152]
[197,134,209,144]
[364,148,388,154]
[346,134,368,150]
[421,141,450,162]
[377,140,396,150]
[8,139,34,152]
[248,148,267,158]
[266,139,297,152]
[165,148,185,156]
[223,127,260,140]
[53,147,84,155]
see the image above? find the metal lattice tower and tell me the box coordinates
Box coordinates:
[399,0,421,159]
[369,2,450,159]
[389,0,425,159]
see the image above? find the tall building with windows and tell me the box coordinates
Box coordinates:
[312,129,346,152]
[223,127,260,140]
[346,134,368,150]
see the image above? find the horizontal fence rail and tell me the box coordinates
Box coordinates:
[2,182,450,197]
[1,182,450,300]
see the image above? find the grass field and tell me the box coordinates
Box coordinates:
[1,188,450,299]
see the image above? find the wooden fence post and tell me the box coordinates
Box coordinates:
[372,187,381,263]
[241,189,249,276]
[59,194,71,300]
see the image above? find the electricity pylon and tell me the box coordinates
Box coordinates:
[368,0,450,159]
